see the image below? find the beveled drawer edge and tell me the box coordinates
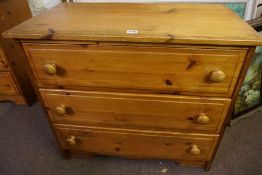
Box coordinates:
[227,49,248,97]
[21,40,250,51]
[53,123,219,138]
[40,88,230,101]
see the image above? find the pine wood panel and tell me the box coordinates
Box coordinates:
[0,46,7,69]
[0,72,19,95]
[24,44,247,97]
[0,95,25,104]
[41,89,230,133]
[3,3,262,46]
[54,124,219,161]
[0,0,34,105]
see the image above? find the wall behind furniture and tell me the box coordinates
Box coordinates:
[28,0,61,16]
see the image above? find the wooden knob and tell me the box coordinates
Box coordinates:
[66,135,76,146]
[189,145,201,156]
[196,113,210,125]
[44,63,57,75]
[55,105,66,116]
[209,70,225,82]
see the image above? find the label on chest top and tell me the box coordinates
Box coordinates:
[126,29,138,34]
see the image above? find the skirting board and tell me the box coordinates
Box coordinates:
[230,106,262,126]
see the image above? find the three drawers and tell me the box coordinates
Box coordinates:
[0,72,18,95]
[41,89,230,133]
[24,44,247,97]
[23,43,246,163]
[54,124,218,161]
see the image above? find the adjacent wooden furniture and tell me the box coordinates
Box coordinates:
[3,3,262,169]
[0,0,34,105]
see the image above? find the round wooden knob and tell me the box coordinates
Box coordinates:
[44,63,57,75]
[55,105,66,116]
[209,70,225,82]
[66,135,76,146]
[196,113,210,125]
[189,145,201,156]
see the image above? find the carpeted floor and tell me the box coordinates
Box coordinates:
[0,102,261,175]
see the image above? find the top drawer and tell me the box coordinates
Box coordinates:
[24,44,247,97]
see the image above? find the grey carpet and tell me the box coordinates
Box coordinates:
[0,102,13,116]
[0,102,261,175]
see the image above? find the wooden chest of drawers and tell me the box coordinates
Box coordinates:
[3,3,262,170]
[0,0,34,105]
[0,45,30,104]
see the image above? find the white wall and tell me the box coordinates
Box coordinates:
[73,0,255,20]
[28,0,61,16]
[28,0,257,20]
[74,0,248,3]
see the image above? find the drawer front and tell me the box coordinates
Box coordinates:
[25,44,246,97]
[0,72,18,95]
[41,89,231,133]
[54,124,218,161]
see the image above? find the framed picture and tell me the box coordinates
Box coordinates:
[232,25,262,120]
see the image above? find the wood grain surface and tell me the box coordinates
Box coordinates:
[24,44,247,97]
[0,72,19,95]
[54,124,219,161]
[0,46,7,69]
[41,89,230,133]
[3,3,262,46]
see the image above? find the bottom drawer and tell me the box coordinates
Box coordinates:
[54,124,218,161]
[0,72,18,95]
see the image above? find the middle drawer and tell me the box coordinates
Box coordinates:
[41,89,230,133]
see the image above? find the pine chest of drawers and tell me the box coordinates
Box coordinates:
[0,0,34,105]
[3,3,262,169]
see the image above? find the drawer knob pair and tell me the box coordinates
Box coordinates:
[209,70,225,83]
[43,63,225,83]
[196,113,210,125]
[66,135,76,146]
[55,105,66,116]
[44,63,57,75]
[189,145,201,156]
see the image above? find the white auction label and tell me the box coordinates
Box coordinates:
[126,29,138,34]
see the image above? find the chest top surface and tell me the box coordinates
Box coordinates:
[3,3,262,46]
